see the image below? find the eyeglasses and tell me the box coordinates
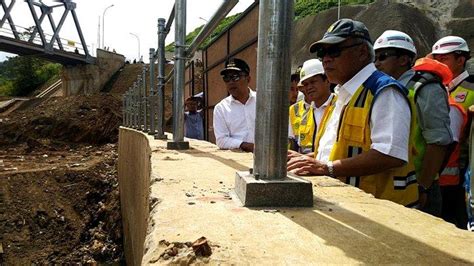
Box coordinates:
[223,74,245,83]
[316,42,363,59]
[375,51,399,62]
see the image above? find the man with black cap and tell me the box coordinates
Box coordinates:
[213,58,256,152]
[287,19,417,206]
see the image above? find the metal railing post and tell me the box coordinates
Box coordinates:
[155,18,167,139]
[234,0,313,207]
[142,66,148,132]
[149,48,156,135]
[167,0,189,150]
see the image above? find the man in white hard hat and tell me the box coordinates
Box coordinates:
[432,36,473,109]
[374,30,454,218]
[287,19,417,207]
[432,36,474,229]
[288,59,333,155]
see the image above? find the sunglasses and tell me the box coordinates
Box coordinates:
[223,74,246,83]
[316,42,363,59]
[375,51,399,62]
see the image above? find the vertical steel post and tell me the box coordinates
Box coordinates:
[142,66,148,132]
[133,81,139,129]
[234,0,312,207]
[149,48,156,135]
[167,0,189,149]
[122,93,126,126]
[155,18,167,139]
[253,0,293,180]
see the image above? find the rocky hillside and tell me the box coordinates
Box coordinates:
[292,0,474,71]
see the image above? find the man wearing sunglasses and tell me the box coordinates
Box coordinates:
[373,30,454,218]
[213,58,256,152]
[287,19,417,206]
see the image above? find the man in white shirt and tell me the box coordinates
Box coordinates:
[213,58,256,152]
[287,19,417,206]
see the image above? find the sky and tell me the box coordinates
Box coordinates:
[0,0,255,62]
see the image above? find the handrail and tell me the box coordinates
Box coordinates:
[186,0,238,57]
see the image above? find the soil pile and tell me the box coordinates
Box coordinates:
[0,94,124,264]
[0,94,122,148]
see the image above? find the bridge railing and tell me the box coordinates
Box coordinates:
[122,0,238,150]
[0,22,88,55]
[0,0,94,63]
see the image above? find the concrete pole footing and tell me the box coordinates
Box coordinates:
[167,141,189,150]
[234,171,313,207]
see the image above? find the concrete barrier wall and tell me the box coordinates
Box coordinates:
[117,128,151,266]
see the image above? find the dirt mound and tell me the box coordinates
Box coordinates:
[0,94,122,147]
[0,145,123,264]
[106,64,144,94]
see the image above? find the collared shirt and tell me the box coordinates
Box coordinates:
[213,89,256,149]
[288,94,334,139]
[316,63,411,162]
[399,69,453,145]
[449,70,469,92]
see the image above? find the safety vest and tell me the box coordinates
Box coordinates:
[405,71,448,177]
[315,71,418,207]
[439,99,468,186]
[289,101,316,154]
[451,75,474,111]
[410,58,453,180]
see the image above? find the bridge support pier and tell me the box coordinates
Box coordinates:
[62,49,125,95]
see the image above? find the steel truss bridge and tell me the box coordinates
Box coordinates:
[0,0,94,65]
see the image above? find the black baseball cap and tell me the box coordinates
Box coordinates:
[309,19,372,53]
[220,58,250,75]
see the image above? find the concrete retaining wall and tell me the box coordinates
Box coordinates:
[117,131,474,265]
[62,49,125,95]
[117,128,151,266]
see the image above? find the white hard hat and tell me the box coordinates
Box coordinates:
[432,36,470,54]
[374,30,417,56]
[299,59,324,85]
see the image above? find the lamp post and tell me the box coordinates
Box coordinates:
[102,4,114,49]
[129,32,140,61]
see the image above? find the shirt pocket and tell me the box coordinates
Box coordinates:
[342,107,367,144]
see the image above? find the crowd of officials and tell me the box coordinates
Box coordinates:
[208,19,473,231]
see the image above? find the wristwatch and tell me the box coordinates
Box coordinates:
[327,161,335,178]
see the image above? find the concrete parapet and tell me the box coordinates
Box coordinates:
[118,127,151,266]
[62,49,125,95]
[118,130,474,265]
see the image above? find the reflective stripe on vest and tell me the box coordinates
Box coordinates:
[289,101,315,154]
[439,98,467,186]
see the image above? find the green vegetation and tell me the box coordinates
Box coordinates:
[165,14,240,52]
[295,0,374,20]
[0,56,61,96]
[165,0,374,52]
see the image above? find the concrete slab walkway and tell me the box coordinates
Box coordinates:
[118,128,474,265]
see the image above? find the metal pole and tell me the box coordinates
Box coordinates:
[149,48,156,135]
[186,0,238,57]
[156,18,167,139]
[102,4,114,49]
[338,0,341,20]
[167,0,189,150]
[253,0,293,180]
[142,65,148,132]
